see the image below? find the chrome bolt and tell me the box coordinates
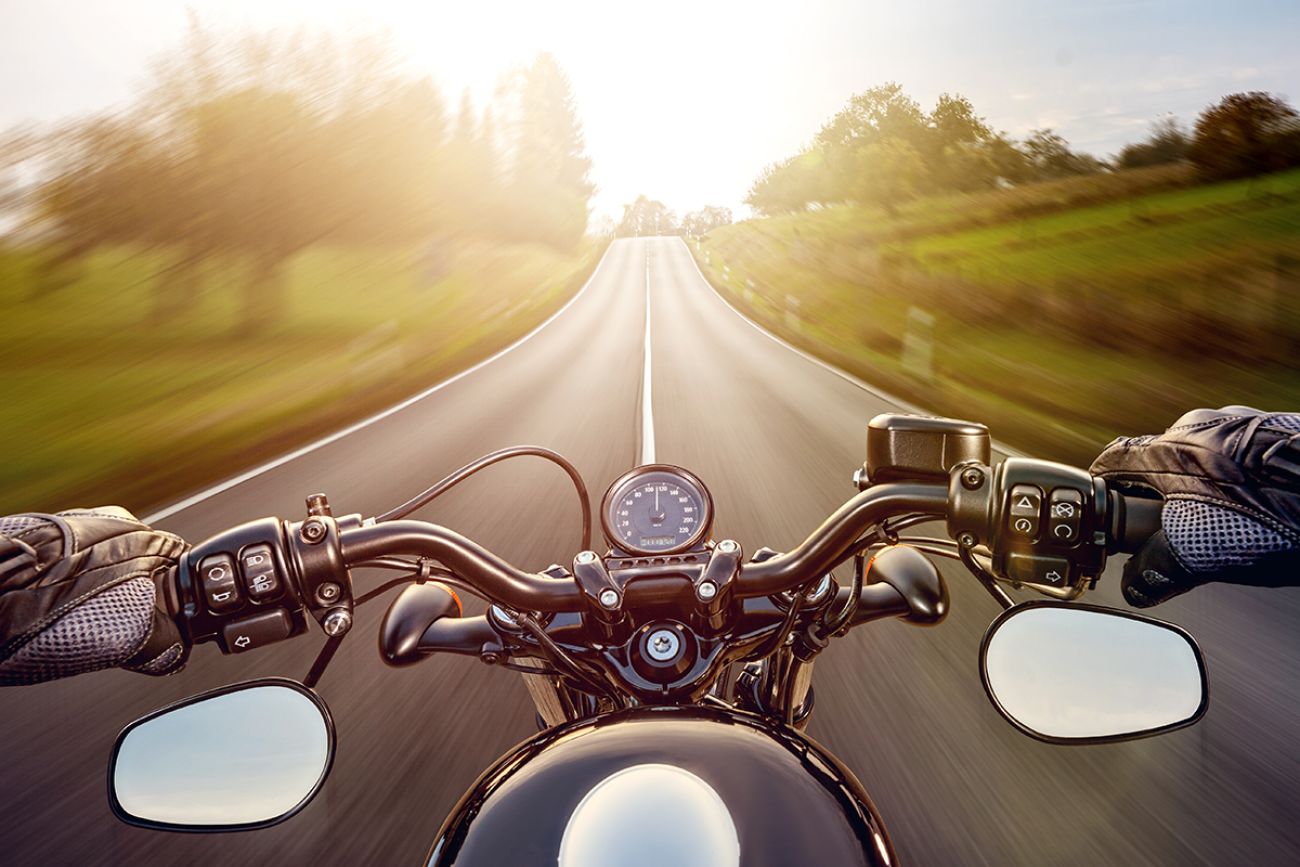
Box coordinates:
[646,628,681,662]
[576,550,598,565]
[960,467,984,490]
[697,581,718,601]
[316,582,340,604]
[957,532,978,548]
[322,608,352,636]
[598,588,620,609]
[301,519,327,543]
[808,574,832,603]
[717,539,739,554]
[490,604,518,628]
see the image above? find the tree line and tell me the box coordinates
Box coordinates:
[614,195,732,237]
[9,20,594,329]
[746,84,1300,216]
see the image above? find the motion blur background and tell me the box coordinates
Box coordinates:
[1,1,1298,865]
[2,1,1298,510]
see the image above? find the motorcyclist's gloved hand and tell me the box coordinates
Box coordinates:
[1090,407,1300,607]
[0,508,189,685]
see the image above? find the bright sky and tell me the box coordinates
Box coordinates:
[3,0,1297,219]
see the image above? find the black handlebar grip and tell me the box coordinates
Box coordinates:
[1112,491,1163,553]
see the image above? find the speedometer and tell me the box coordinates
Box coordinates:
[601,465,714,556]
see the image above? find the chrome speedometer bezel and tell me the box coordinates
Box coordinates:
[600,464,715,556]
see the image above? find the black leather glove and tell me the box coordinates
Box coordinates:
[1090,406,1300,607]
[0,507,189,685]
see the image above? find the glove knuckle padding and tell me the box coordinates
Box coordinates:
[1094,408,1300,604]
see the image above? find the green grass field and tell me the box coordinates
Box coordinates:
[0,240,600,514]
[699,167,1300,463]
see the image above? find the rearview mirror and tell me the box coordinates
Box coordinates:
[980,602,1207,744]
[109,678,334,831]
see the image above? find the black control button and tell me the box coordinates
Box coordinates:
[1006,553,1072,587]
[222,609,293,653]
[239,544,281,601]
[1048,488,1085,544]
[1007,484,1042,538]
[198,554,241,613]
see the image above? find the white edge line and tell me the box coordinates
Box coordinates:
[144,244,616,524]
[675,237,1024,458]
[638,241,656,465]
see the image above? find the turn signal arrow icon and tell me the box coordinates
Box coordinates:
[234,635,251,649]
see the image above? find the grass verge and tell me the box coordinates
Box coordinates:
[0,238,604,514]
[697,168,1300,463]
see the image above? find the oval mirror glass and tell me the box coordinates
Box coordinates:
[981,603,1207,743]
[110,678,333,830]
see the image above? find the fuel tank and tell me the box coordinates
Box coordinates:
[426,705,896,866]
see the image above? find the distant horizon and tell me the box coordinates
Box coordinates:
[4,0,1297,219]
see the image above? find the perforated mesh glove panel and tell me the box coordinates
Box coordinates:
[1090,407,1300,607]
[0,507,188,685]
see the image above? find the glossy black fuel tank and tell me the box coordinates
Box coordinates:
[426,705,896,866]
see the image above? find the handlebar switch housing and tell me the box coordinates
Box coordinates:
[948,457,1112,598]
[285,512,360,628]
[861,414,991,489]
[178,517,310,653]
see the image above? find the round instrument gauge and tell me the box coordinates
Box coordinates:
[601,465,714,556]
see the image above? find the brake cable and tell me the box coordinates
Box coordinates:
[515,612,623,705]
[351,557,485,605]
[373,446,593,550]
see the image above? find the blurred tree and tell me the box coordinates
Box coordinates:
[1022,129,1108,179]
[24,22,595,331]
[923,94,997,192]
[1189,92,1300,180]
[986,133,1033,185]
[442,90,499,234]
[617,196,676,236]
[815,82,926,152]
[1117,114,1190,169]
[850,139,927,214]
[745,152,829,215]
[505,53,595,247]
[681,206,733,237]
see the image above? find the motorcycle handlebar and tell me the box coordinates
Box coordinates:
[337,483,953,612]
[340,520,584,611]
[331,475,1164,614]
[736,483,950,596]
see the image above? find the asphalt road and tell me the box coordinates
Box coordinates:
[1,237,1297,865]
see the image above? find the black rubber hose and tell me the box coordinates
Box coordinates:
[373,445,593,550]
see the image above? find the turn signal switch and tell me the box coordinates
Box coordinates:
[948,458,1111,598]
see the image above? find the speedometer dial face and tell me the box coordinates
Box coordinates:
[601,466,714,555]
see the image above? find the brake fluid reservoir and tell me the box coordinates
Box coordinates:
[862,414,991,487]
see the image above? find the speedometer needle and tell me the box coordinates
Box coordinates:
[650,486,666,525]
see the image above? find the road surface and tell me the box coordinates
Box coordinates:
[1,237,1296,865]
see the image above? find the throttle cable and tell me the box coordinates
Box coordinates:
[374,446,593,550]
